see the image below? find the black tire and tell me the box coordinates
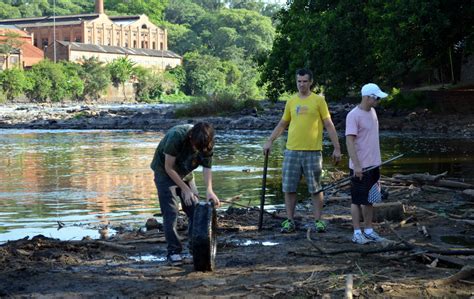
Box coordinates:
[192,202,217,271]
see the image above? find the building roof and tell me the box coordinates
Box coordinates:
[0,14,153,28]
[0,14,100,28]
[58,41,182,59]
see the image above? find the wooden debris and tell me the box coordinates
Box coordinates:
[416,223,431,238]
[427,265,474,287]
[345,274,353,299]
[373,201,404,222]
[394,172,473,189]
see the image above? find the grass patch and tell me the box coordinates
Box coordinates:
[175,93,262,117]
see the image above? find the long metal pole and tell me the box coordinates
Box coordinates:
[314,154,405,195]
[53,0,56,62]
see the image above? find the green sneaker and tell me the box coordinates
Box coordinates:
[314,220,327,232]
[280,219,296,233]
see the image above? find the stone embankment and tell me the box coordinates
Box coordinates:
[0,101,472,137]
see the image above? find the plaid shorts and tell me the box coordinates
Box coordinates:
[282,150,322,193]
[350,167,381,205]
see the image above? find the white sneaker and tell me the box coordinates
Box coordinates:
[364,231,386,242]
[352,232,373,244]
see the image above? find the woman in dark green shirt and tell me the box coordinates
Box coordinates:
[151,122,220,265]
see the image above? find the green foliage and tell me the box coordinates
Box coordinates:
[260,0,474,101]
[0,68,31,101]
[182,51,226,96]
[165,0,206,26]
[79,57,111,101]
[105,0,168,24]
[0,31,25,56]
[160,91,191,103]
[133,66,164,102]
[382,88,431,110]
[108,57,135,87]
[0,2,21,19]
[174,93,237,117]
[174,92,262,117]
[59,61,84,100]
[0,89,6,103]
[26,60,70,102]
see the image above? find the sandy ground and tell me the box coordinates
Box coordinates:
[1,176,473,298]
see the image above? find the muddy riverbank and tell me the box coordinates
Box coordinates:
[0,101,472,137]
[1,173,473,298]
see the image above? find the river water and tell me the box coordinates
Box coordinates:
[0,129,472,243]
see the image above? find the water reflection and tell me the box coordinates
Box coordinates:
[0,129,472,243]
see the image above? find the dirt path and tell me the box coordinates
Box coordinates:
[1,178,473,298]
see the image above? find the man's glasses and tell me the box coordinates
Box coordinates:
[371,95,380,101]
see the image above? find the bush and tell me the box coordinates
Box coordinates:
[0,67,31,101]
[134,66,163,102]
[25,60,69,102]
[79,57,110,101]
[382,88,432,110]
[174,92,262,117]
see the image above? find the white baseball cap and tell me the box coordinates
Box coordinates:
[361,83,388,98]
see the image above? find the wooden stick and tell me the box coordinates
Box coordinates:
[306,227,326,254]
[345,274,353,299]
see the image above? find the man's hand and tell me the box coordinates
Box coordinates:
[353,166,363,180]
[332,148,342,165]
[206,190,220,207]
[263,140,272,156]
[182,189,198,206]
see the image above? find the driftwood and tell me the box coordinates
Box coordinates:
[423,253,470,269]
[345,274,353,299]
[394,172,473,189]
[414,206,474,225]
[426,265,474,287]
[373,201,404,222]
[297,220,474,257]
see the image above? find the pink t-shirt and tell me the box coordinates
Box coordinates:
[345,106,381,169]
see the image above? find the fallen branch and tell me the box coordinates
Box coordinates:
[426,265,474,287]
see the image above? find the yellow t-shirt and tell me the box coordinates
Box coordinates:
[282,93,331,150]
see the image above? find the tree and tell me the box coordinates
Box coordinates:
[182,51,226,96]
[165,0,206,26]
[26,60,69,102]
[0,68,31,101]
[108,57,135,100]
[0,30,25,70]
[0,3,21,19]
[106,0,168,24]
[259,0,474,101]
[60,61,84,100]
[79,57,111,101]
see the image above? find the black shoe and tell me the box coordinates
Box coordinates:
[167,253,183,266]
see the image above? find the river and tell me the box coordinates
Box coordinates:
[0,129,472,243]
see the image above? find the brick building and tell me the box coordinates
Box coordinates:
[0,0,181,70]
[0,25,44,70]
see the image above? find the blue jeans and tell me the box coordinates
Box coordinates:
[154,172,196,255]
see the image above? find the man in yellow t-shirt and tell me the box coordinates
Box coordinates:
[263,68,341,233]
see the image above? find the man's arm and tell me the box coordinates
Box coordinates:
[263,119,289,154]
[164,154,197,206]
[346,135,363,178]
[203,167,220,207]
[323,118,341,164]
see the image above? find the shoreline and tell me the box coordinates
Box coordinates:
[0,101,472,137]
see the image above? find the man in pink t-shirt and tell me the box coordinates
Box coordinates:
[345,83,388,244]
